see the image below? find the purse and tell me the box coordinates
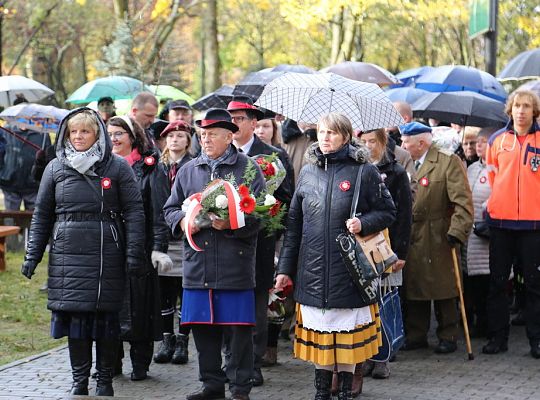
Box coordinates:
[473,220,490,239]
[336,164,398,301]
[371,282,405,362]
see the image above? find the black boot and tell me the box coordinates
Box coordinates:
[95,339,117,396]
[153,333,176,363]
[337,371,354,400]
[68,338,92,395]
[314,369,333,400]
[130,340,153,381]
[171,334,189,364]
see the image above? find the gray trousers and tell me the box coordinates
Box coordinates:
[2,189,37,211]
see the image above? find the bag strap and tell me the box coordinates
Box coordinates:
[349,164,365,219]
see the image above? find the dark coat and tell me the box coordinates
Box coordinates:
[163,145,266,290]
[119,152,169,341]
[24,108,145,313]
[247,135,295,290]
[376,149,413,260]
[277,142,396,309]
[0,126,51,193]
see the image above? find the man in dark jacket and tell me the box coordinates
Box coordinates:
[0,125,51,210]
[163,108,265,400]
[227,97,294,386]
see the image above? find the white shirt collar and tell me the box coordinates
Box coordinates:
[417,149,428,166]
[236,135,255,154]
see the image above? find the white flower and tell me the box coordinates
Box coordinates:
[264,194,277,206]
[215,194,228,209]
[181,198,192,212]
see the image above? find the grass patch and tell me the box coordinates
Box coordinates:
[0,251,66,366]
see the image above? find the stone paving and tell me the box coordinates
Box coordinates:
[1,323,539,400]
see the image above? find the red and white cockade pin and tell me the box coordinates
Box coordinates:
[479,176,487,184]
[339,180,351,191]
[144,156,155,166]
[101,177,112,190]
[419,177,429,187]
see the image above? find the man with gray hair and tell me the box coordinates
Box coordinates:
[400,121,473,354]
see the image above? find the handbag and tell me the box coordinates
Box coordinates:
[473,220,490,239]
[336,164,398,302]
[371,282,405,362]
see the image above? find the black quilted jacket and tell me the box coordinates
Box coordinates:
[277,142,396,309]
[24,108,145,313]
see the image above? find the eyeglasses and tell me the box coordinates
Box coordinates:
[108,131,127,139]
[231,116,249,123]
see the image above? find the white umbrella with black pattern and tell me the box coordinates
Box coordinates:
[255,72,404,131]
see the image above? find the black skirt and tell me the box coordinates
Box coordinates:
[50,311,120,339]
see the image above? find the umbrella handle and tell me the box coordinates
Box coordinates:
[0,125,41,152]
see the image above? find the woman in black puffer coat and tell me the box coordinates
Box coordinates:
[275,113,396,400]
[21,108,146,397]
[107,115,169,381]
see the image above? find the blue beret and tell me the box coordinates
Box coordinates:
[399,121,432,136]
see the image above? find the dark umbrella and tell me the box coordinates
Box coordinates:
[192,85,234,111]
[412,91,508,127]
[415,65,507,102]
[320,61,400,86]
[516,80,540,98]
[498,48,540,81]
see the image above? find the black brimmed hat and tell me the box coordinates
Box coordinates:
[195,108,239,133]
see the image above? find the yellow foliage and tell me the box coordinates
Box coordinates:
[516,15,540,47]
[75,0,86,5]
[152,0,171,20]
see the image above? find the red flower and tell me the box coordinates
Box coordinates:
[144,156,155,166]
[239,196,256,214]
[101,177,112,190]
[339,180,351,192]
[269,201,282,217]
[419,177,429,187]
[263,163,275,177]
[256,158,265,165]
[238,184,250,197]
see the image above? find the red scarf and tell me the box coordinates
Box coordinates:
[124,148,142,166]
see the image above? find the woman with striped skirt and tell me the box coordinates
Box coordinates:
[275,113,396,400]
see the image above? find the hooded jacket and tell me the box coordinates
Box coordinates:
[24,108,145,313]
[277,142,396,309]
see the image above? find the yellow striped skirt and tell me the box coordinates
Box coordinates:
[293,303,381,366]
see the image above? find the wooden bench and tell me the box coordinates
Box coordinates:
[0,225,21,271]
[0,210,33,251]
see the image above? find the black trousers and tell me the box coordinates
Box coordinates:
[464,274,490,331]
[191,324,253,396]
[487,228,540,344]
[159,276,191,336]
[253,289,269,369]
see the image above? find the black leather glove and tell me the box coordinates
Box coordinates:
[21,260,38,279]
[127,263,146,278]
[447,234,462,247]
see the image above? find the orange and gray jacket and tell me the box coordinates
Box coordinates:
[486,120,540,229]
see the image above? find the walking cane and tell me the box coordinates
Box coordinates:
[451,247,474,360]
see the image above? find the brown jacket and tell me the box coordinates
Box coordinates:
[403,145,473,300]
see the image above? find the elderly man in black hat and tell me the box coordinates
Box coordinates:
[226,96,294,387]
[164,108,266,400]
[400,121,473,354]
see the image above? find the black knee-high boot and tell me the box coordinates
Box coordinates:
[95,339,117,396]
[68,338,93,395]
[337,371,354,400]
[314,369,333,400]
[130,340,153,381]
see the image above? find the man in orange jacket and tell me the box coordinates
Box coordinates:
[484,89,540,358]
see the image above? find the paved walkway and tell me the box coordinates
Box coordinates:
[0,324,539,400]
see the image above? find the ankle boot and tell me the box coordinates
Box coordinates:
[171,334,189,364]
[352,363,363,397]
[68,338,93,395]
[261,347,278,367]
[337,371,354,400]
[153,333,176,363]
[314,369,333,400]
[95,339,116,397]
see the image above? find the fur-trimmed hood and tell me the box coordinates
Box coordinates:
[304,140,370,167]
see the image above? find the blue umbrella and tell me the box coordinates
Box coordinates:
[498,48,540,81]
[385,87,428,104]
[66,76,151,104]
[390,66,434,88]
[0,103,69,133]
[415,65,507,102]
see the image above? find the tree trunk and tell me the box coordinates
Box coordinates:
[203,0,221,92]
[113,0,129,19]
[330,8,345,65]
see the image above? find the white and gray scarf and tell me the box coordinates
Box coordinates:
[64,140,103,176]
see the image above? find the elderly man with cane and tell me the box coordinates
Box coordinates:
[400,121,473,354]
